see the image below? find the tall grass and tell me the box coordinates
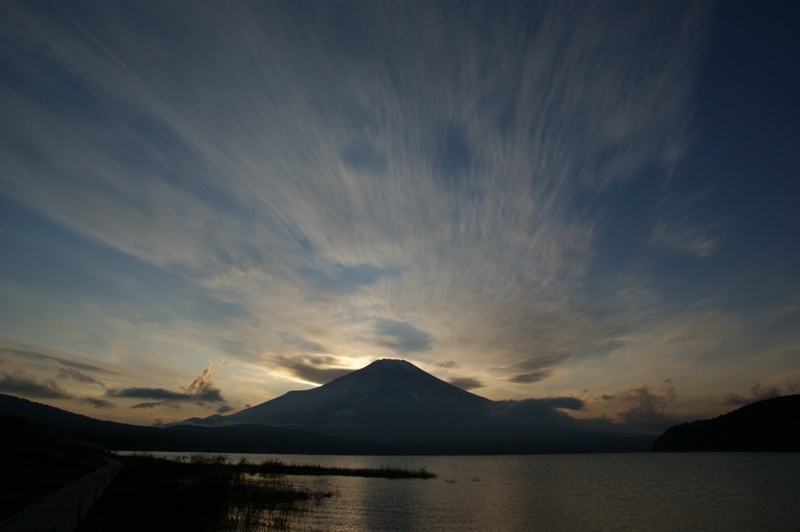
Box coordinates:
[168,453,436,479]
[241,457,436,479]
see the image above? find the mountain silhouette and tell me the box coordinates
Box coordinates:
[653,394,800,451]
[180,359,652,452]
[190,359,490,441]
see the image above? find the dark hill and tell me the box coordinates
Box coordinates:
[653,394,800,451]
[0,394,364,453]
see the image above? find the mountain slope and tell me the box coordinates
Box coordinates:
[653,394,800,451]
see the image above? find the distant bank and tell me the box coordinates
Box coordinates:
[653,394,800,451]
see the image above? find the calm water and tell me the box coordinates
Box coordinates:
[158,452,800,531]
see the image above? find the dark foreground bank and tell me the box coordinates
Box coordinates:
[0,416,109,522]
[79,453,435,532]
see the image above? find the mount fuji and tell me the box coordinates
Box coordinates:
[186,359,491,441]
[179,359,654,452]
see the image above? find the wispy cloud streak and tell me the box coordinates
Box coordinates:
[2,0,761,420]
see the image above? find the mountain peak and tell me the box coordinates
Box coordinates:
[365,359,417,371]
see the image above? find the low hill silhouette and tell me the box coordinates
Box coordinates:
[653,394,800,451]
[0,394,362,454]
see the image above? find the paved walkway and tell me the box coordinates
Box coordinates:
[0,456,123,532]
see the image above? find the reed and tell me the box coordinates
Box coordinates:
[163,453,437,479]
[241,457,437,479]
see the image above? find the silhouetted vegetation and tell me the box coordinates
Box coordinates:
[79,453,436,531]
[653,394,800,451]
[228,455,436,479]
[79,453,315,531]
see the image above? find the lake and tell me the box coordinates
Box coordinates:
[155,452,800,531]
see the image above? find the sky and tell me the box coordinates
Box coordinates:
[1,0,799,430]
